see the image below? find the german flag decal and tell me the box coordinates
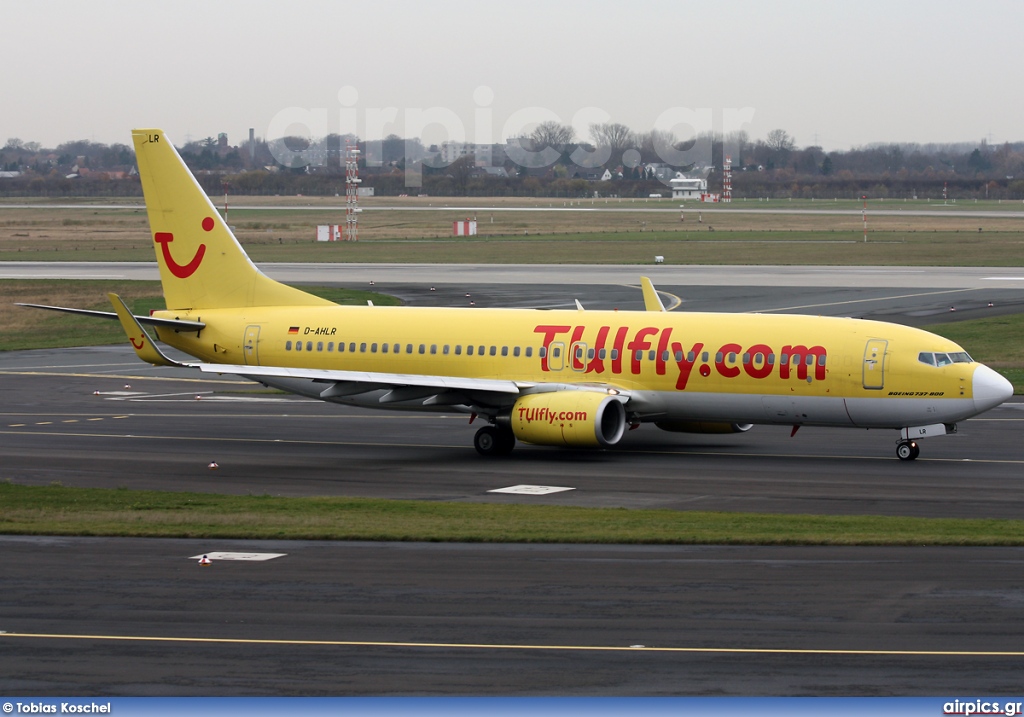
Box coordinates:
[288,326,299,334]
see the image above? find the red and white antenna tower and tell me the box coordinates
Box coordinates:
[345,141,361,241]
[862,195,868,243]
[722,154,733,203]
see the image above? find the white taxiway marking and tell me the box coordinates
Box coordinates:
[982,277,1024,281]
[188,552,287,561]
[489,485,576,495]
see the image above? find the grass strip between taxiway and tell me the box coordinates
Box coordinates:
[3,482,1024,545]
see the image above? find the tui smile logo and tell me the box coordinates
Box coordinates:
[153,216,214,278]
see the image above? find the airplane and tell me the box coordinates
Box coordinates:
[19,129,1014,461]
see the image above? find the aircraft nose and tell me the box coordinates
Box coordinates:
[973,364,1013,413]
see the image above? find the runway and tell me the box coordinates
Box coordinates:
[4,537,1024,695]
[2,276,1024,695]
[3,260,1024,290]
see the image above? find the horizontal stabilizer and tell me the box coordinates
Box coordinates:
[16,303,205,331]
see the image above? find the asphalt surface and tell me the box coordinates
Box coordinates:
[4,538,1024,696]
[2,277,1024,695]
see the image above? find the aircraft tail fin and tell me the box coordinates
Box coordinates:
[131,129,333,311]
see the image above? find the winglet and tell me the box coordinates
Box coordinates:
[640,276,667,312]
[107,293,194,367]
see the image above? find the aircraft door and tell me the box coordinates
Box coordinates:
[548,341,565,371]
[862,339,887,390]
[570,342,588,371]
[243,325,261,365]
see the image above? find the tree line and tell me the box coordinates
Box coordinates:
[3,130,1024,200]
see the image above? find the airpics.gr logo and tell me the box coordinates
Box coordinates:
[153,216,215,278]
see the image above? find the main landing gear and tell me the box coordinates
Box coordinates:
[474,425,516,457]
[896,440,920,461]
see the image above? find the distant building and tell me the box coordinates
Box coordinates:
[670,174,708,200]
[440,141,493,167]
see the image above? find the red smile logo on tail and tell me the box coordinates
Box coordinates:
[153,218,214,279]
[130,336,145,350]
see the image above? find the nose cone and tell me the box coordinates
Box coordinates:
[973,364,1014,413]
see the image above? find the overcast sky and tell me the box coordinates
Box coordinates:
[4,0,1021,151]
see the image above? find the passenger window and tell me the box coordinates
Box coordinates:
[296,342,302,351]
[371,343,377,353]
[285,341,292,350]
[742,353,750,364]
[552,346,561,358]
[351,343,358,353]
[526,347,533,357]
[431,345,437,355]
[339,342,345,352]
[502,346,509,357]
[382,343,388,354]
[610,349,618,360]
[648,350,656,361]
[406,344,413,354]
[781,353,789,364]
[327,342,334,352]
[701,352,709,362]
[455,345,462,355]
[675,351,683,362]
[478,345,484,355]
[306,342,313,352]
[539,347,547,358]
[687,351,695,362]
[817,355,827,366]
[806,355,813,365]
[715,352,723,363]
[317,341,323,352]
[728,352,736,363]
[588,348,595,360]
[598,348,606,359]
[490,346,496,356]
[635,350,643,361]
[513,346,520,357]
[443,345,450,355]
[419,344,425,354]
[768,353,775,365]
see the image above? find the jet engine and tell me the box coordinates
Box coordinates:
[510,391,627,448]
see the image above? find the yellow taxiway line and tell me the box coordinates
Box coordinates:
[1,631,1022,657]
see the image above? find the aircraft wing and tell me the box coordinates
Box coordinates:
[197,363,636,409]
[198,362,524,402]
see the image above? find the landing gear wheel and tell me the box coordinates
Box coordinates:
[474,425,516,457]
[896,440,919,461]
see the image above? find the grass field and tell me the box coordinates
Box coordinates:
[2,198,1023,265]
[3,482,1024,545]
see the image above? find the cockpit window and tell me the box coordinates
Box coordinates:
[919,351,973,367]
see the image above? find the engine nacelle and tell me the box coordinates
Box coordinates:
[655,421,754,434]
[510,391,626,448]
